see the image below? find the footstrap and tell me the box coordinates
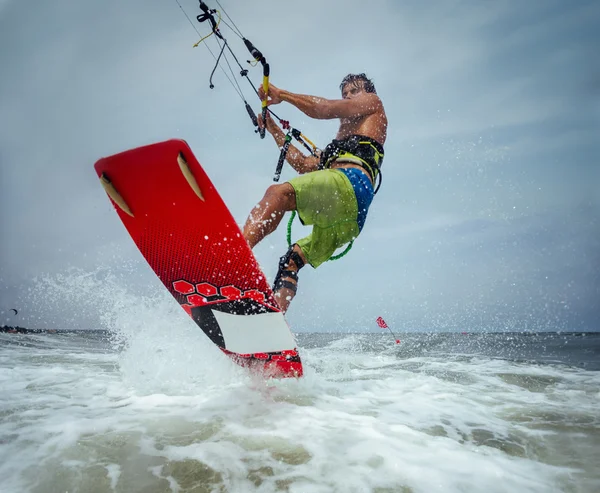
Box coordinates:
[273,245,304,294]
[273,270,298,293]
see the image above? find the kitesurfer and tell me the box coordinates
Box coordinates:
[243,73,388,312]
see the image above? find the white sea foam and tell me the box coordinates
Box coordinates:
[0,271,598,493]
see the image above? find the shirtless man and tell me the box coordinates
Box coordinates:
[243,73,388,312]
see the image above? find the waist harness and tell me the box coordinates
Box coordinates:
[319,135,385,193]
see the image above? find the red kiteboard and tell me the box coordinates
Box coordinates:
[94,139,302,378]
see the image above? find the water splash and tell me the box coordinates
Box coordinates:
[32,265,244,395]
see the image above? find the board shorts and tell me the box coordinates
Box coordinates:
[288,167,374,268]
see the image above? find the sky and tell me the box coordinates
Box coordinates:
[0,0,598,332]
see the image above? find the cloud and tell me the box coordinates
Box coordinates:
[1,0,598,331]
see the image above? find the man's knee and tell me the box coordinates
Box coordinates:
[264,183,296,211]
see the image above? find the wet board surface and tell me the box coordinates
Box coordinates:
[94,139,302,378]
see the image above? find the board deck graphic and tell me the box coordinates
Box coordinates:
[94,139,302,378]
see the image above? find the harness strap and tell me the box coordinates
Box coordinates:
[334,152,377,182]
[319,135,384,193]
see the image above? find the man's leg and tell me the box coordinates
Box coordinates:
[243,183,296,249]
[273,243,308,313]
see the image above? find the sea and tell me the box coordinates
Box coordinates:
[1,325,598,493]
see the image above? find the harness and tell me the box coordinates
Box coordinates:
[319,135,385,193]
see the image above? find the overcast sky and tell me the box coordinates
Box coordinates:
[1,0,598,332]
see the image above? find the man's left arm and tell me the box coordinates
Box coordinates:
[279,91,382,120]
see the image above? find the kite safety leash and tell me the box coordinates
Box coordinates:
[285,210,353,262]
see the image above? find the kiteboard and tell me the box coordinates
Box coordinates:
[94,139,302,378]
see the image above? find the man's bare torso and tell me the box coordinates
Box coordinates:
[330,100,388,183]
[337,110,387,144]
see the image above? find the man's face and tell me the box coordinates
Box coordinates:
[341,81,365,99]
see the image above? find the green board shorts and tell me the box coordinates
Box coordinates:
[288,169,360,268]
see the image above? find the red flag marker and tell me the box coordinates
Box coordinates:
[376,317,400,344]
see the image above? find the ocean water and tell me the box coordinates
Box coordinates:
[1,325,599,493]
[0,271,598,493]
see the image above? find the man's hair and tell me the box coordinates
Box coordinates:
[339,73,376,94]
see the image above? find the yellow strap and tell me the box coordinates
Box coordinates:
[193,10,222,48]
[300,133,318,154]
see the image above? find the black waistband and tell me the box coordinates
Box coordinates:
[319,135,385,194]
